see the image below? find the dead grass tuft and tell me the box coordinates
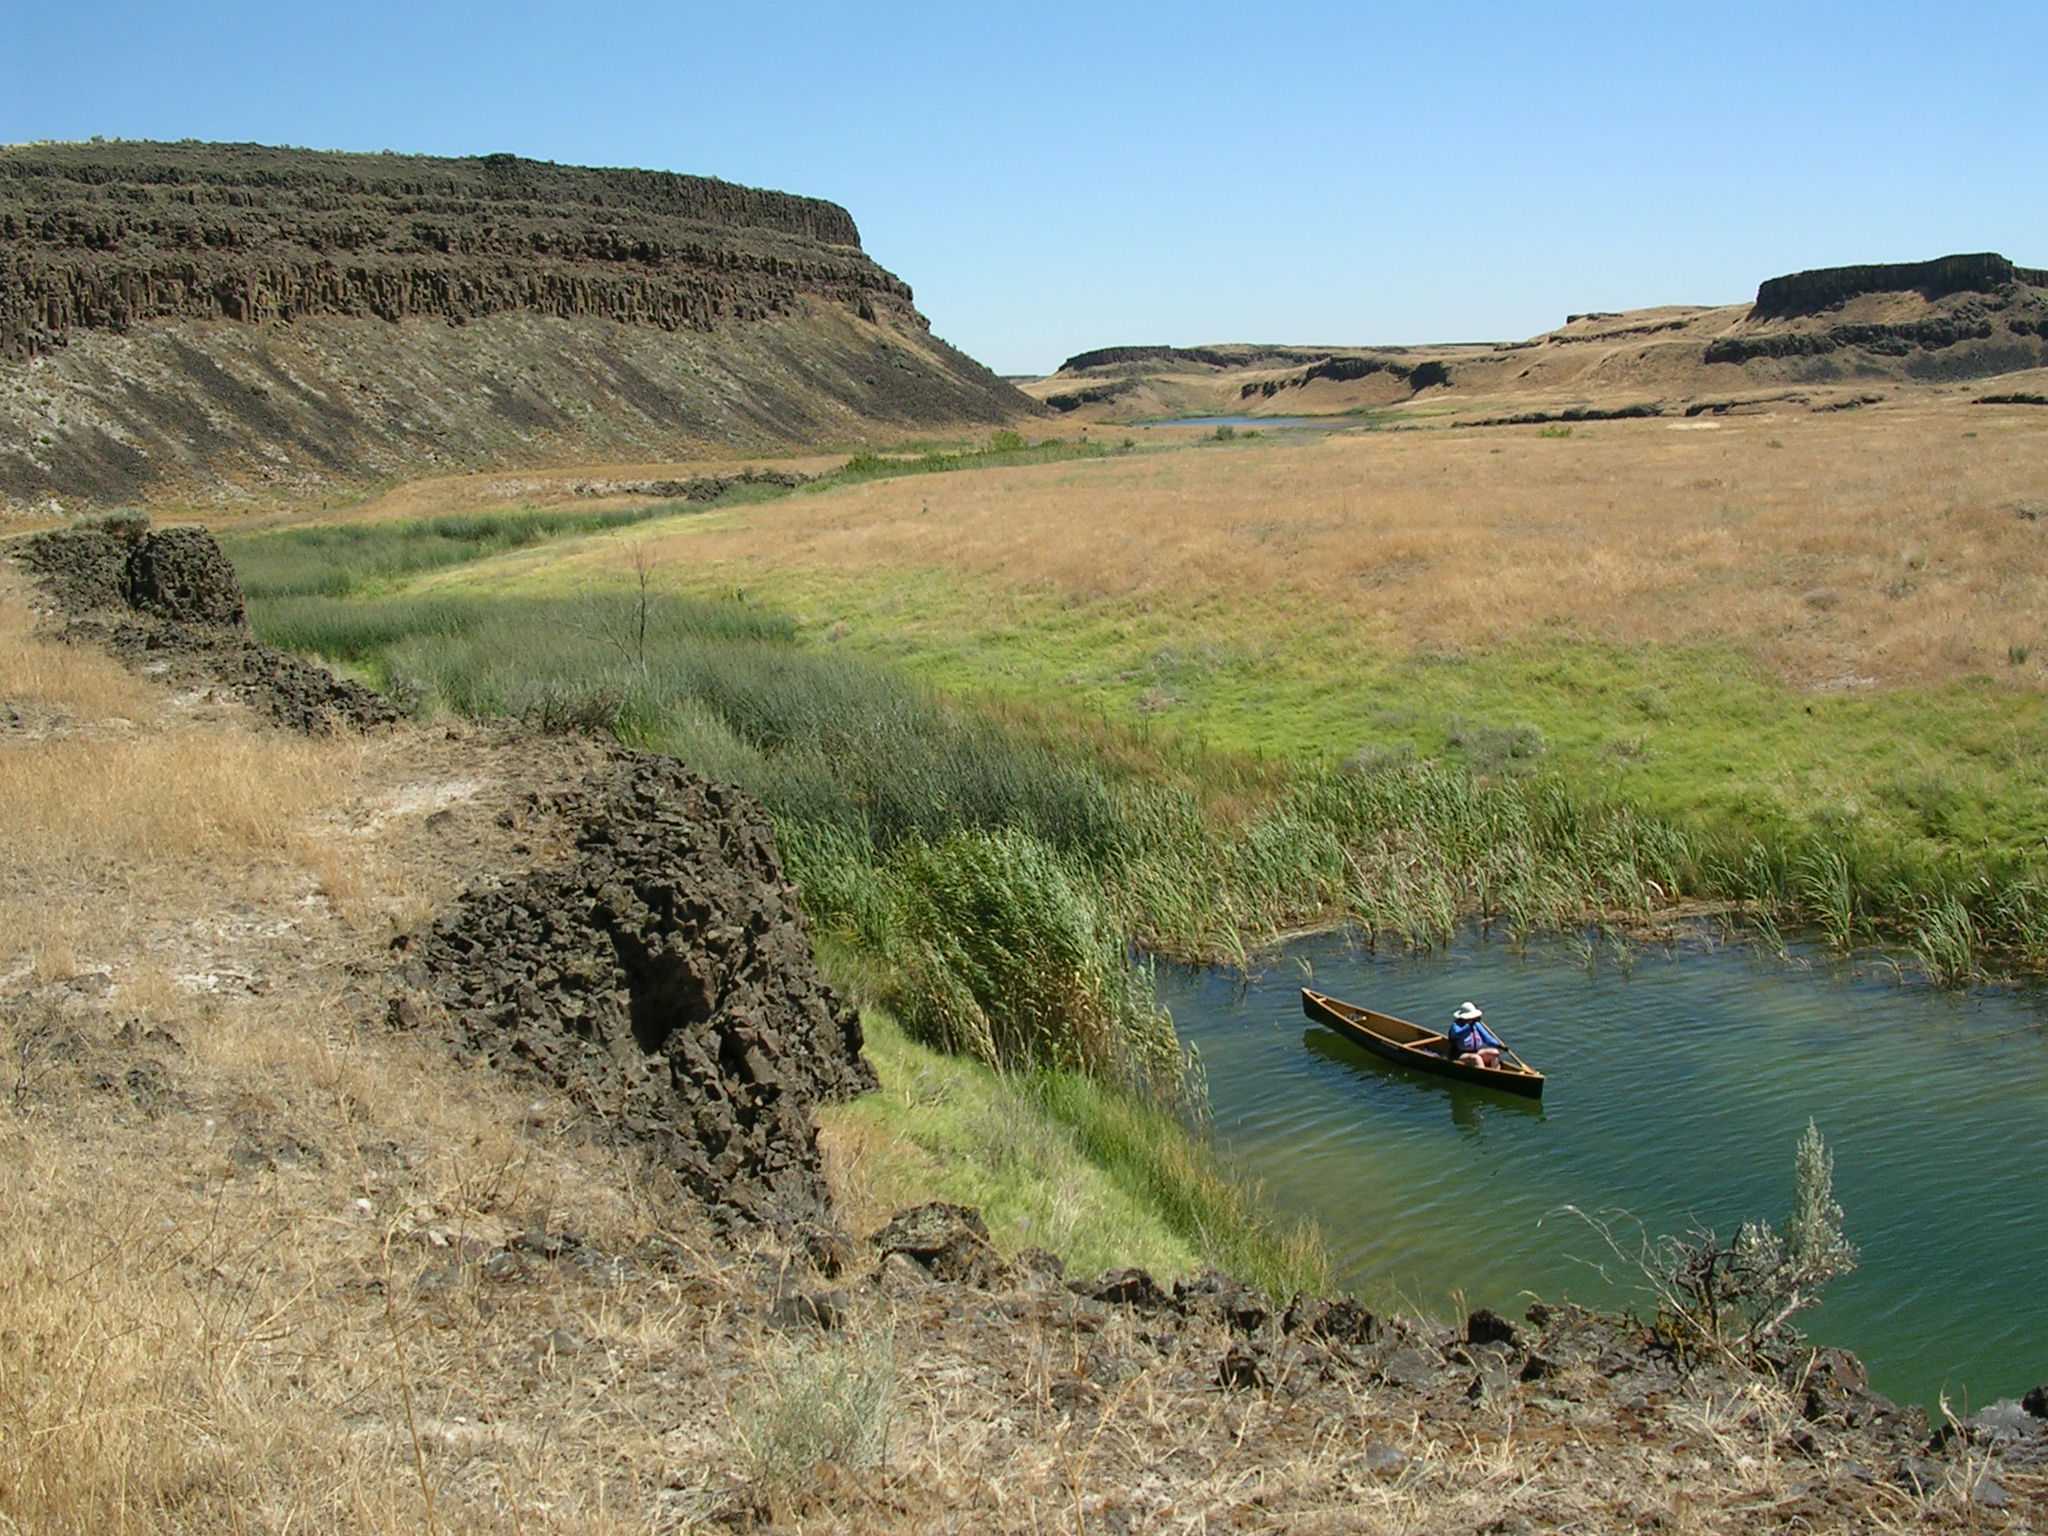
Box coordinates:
[2,730,356,871]
[0,598,156,718]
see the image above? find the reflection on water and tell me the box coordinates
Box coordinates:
[1298,1028,1546,1132]
[1157,926,2048,1407]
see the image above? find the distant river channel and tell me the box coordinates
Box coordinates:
[1155,927,2048,1408]
[1146,414,1338,430]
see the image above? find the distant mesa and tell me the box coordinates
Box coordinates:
[1750,252,2048,320]
[1704,251,2048,369]
[1030,252,2048,424]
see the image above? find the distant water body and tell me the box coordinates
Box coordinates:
[1145,415,1339,429]
[1156,927,2048,1408]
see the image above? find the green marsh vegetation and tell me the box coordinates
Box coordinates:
[222,433,2048,1280]
[816,979,1326,1299]
[833,430,1111,482]
[231,497,2048,994]
[232,483,2048,1011]
[227,504,698,599]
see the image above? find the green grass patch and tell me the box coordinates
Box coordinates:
[531,554,2048,909]
[823,432,1111,486]
[242,520,2048,984]
[819,1005,1205,1282]
[219,503,709,600]
[1023,1069,1331,1299]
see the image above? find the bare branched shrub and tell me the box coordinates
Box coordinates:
[581,541,660,673]
[1563,1120,1857,1361]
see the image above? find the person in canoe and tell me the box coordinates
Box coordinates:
[1446,1001,1505,1069]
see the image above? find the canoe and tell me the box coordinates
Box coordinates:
[1300,988,1546,1099]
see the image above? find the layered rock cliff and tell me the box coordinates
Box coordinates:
[1,141,1039,512]
[0,142,911,359]
[1752,253,2048,320]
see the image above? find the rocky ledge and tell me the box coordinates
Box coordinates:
[1752,253,2048,320]
[0,141,916,361]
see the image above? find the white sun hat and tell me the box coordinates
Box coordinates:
[1452,1001,1484,1023]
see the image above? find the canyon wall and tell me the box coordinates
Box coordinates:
[1,142,1038,512]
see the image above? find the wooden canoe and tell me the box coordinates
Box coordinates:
[1300,989,1546,1099]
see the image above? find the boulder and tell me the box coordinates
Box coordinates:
[1466,1307,1522,1350]
[1080,1267,1171,1312]
[1217,1343,1267,1392]
[871,1203,1009,1289]
[402,755,874,1229]
[1281,1295,1375,1346]
[1175,1269,1269,1333]
[123,527,245,627]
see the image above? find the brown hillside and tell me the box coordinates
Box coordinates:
[1027,252,2048,422]
[0,141,1041,515]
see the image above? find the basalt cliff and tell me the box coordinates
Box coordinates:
[0,141,1039,513]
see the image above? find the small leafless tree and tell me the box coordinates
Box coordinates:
[585,541,659,674]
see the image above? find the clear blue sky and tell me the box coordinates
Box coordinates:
[7,1,2043,375]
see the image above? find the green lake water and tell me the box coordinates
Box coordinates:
[1156,928,2048,1408]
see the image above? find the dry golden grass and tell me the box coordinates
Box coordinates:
[0,985,729,1535]
[2,730,358,871]
[0,603,729,1533]
[141,452,857,535]
[1,599,376,983]
[0,599,157,718]
[0,727,372,979]
[632,401,2048,691]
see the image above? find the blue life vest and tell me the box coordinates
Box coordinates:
[1450,1018,1502,1055]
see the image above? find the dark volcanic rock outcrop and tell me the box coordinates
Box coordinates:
[14,520,399,731]
[393,755,874,1228]
[1705,253,2048,380]
[1242,353,1453,400]
[1043,378,1142,412]
[1059,343,1341,374]
[0,141,1040,511]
